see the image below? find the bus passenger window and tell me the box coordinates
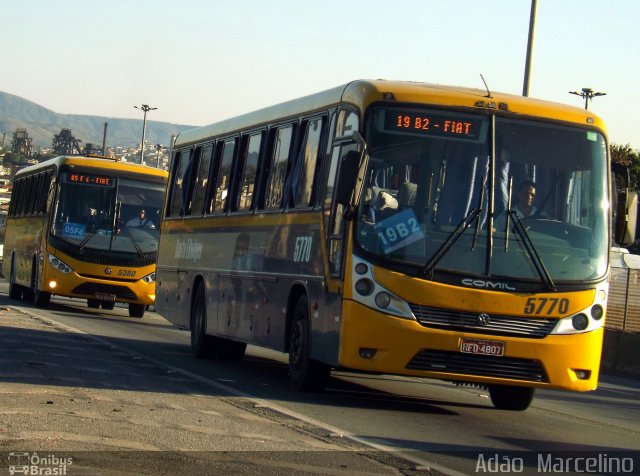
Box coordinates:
[168,149,192,217]
[293,118,324,208]
[191,144,213,216]
[264,125,294,209]
[237,133,262,211]
[212,139,236,213]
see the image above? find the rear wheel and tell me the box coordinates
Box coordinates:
[488,384,535,411]
[128,303,145,318]
[288,295,330,392]
[87,298,100,309]
[101,301,115,310]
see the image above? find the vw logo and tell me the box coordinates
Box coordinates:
[104,267,112,275]
[477,313,491,326]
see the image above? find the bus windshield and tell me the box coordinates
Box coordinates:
[356,106,609,285]
[51,173,165,255]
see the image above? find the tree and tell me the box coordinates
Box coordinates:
[611,143,640,191]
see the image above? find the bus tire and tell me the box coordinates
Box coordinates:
[101,301,115,310]
[34,290,51,308]
[87,298,101,309]
[488,384,535,411]
[288,295,330,392]
[191,282,216,358]
[8,259,22,300]
[129,303,145,318]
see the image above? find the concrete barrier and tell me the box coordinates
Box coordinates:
[601,328,640,379]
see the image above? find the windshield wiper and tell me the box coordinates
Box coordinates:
[509,212,556,291]
[123,227,144,257]
[78,232,96,254]
[422,208,482,278]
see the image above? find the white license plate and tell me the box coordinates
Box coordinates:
[460,338,504,357]
[95,293,116,302]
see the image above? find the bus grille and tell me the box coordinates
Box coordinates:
[409,304,556,338]
[72,283,137,300]
[407,349,548,382]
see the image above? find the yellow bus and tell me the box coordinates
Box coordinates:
[155,79,613,410]
[3,155,168,318]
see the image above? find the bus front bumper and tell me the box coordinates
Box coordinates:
[338,300,603,392]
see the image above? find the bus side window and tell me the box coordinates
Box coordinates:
[182,147,201,216]
[167,149,190,217]
[263,124,294,210]
[235,132,263,211]
[290,117,325,209]
[210,138,236,213]
[191,143,214,216]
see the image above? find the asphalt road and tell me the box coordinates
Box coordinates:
[1,281,639,475]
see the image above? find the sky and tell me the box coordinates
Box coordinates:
[3,0,639,148]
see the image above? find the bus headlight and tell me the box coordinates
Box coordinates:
[551,304,605,334]
[142,272,156,284]
[351,257,415,320]
[48,254,72,274]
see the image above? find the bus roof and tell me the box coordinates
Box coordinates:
[15,155,168,180]
[174,79,607,148]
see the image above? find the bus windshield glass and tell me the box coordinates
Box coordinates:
[356,106,609,284]
[51,173,165,254]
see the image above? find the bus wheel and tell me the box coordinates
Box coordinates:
[8,260,23,300]
[191,282,216,358]
[217,338,246,362]
[87,298,100,309]
[488,384,535,411]
[288,295,330,392]
[129,303,145,318]
[101,301,115,310]
[34,289,51,308]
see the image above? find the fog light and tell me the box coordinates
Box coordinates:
[574,369,591,380]
[591,304,604,321]
[572,313,589,331]
[375,292,391,309]
[48,281,57,289]
[355,278,374,296]
[359,348,377,359]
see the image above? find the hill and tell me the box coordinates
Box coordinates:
[0,91,196,149]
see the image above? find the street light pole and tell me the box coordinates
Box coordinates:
[134,104,157,165]
[522,0,537,97]
[568,88,606,110]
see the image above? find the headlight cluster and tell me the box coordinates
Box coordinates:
[551,304,605,334]
[48,254,72,274]
[352,257,415,320]
[142,272,156,284]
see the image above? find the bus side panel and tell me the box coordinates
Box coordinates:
[308,279,342,367]
[4,216,45,287]
[155,266,182,327]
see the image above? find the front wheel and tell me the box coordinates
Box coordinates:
[488,384,535,411]
[128,303,145,318]
[101,301,115,310]
[288,295,330,392]
[34,290,51,308]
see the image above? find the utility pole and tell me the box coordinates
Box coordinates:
[569,88,606,110]
[134,104,157,165]
[522,0,537,97]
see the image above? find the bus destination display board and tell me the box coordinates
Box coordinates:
[384,109,484,140]
[64,173,113,186]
